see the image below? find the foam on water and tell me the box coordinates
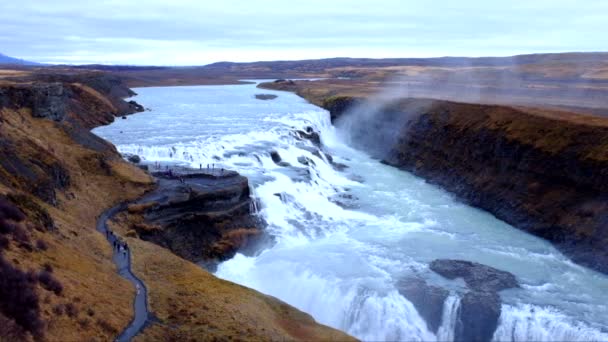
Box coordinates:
[94,83,608,341]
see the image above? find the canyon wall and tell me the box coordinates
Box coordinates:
[326,96,608,274]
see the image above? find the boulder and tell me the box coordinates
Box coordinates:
[254,94,278,100]
[429,259,519,292]
[127,100,144,112]
[430,259,519,342]
[295,129,321,146]
[396,277,449,333]
[455,291,501,342]
[124,154,141,164]
[297,156,315,166]
[270,151,282,163]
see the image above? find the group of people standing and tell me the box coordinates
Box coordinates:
[106,230,129,257]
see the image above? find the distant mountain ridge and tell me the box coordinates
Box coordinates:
[202,52,608,72]
[0,52,39,65]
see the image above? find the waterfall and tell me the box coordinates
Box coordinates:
[94,83,608,342]
[493,304,608,342]
[437,295,461,341]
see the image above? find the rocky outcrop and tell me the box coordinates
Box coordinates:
[0,74,146,206]
[123,153,141,164]
[0,83,70,122]
[31,83,70,121]
[295,126,321,146]
[322,95,361,123]
[255,94,278,100]
[429,259,519,293]
[456,291,501,342]
[430,259,519,342]
[325,97,608,275]
[396,277,448,333]
[129,170,261,264]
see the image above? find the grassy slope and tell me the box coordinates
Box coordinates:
[0,99,153,340]
[108,213,352,341]
[0,70,354,341]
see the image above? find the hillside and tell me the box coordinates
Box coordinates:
[0,69,352,341]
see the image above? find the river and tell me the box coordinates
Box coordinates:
[93,82,608,341]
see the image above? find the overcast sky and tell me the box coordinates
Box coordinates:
[1,0,606,65]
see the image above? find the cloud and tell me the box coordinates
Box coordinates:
[0,0,606,65]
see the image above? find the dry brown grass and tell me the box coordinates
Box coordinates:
[71,83,117,112]
[105,208,353,340]
[124,237,354,341]
[0,69,30,78]
[0,91,154,340]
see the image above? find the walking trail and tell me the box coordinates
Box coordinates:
[96,204,150,342]
[95,167,240,340]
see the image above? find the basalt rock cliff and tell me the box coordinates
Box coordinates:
[127,171,261,265]
[327,96,608,274]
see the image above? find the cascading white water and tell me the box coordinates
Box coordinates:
[436,295,460,341]
[94,82,608,341]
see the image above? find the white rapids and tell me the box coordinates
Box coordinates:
[94,82,608,341]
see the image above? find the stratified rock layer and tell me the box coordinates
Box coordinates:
[130,170,261,263]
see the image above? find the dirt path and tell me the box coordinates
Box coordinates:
[96,204,150,342]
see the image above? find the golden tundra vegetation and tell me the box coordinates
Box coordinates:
[0,69,353,341]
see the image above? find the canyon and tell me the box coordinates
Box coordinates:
[260,79,608,275]
[2,52,608,340]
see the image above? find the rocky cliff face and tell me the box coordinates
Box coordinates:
[328,97,608,274]
[0,75,145,207]
[127,171,261,265]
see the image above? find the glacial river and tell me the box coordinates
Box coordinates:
[94,82,608,341]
